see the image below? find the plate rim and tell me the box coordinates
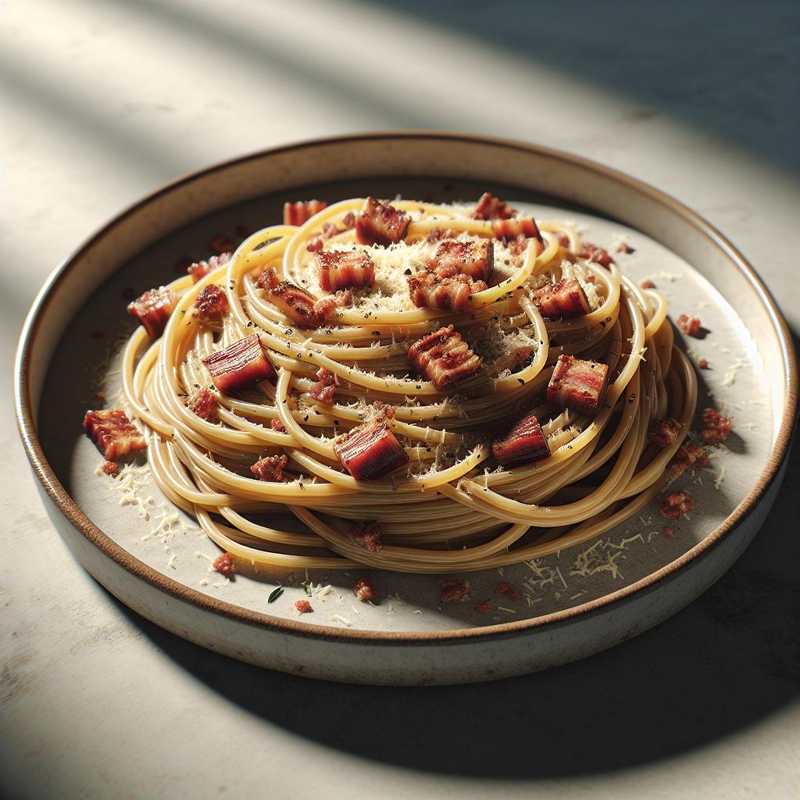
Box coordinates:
[14,130,799,644]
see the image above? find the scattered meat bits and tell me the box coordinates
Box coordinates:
[101,460,119,476]
[639,279,656,290]
[353,577,377,603]
[187,252,231,283]
[309,367,338,405]
[194,284,229,323]
[476,600,492,614]
[662,526,675,539]
[355,197,411,246]
[270,418,286,432]
[294,599,313,614]
[210,234,235,255]
[83,409,146,460]
[676,314,702,337]
[580,242,614,268]
[407,325,482,390]
[472,192,517,220]
[352,522,383,553]
[127,286,176,339]
[659,490,694,519]
[495,581,521,601]
[616,241,635,254]
[649,417,682,447]
[283,199,328,226]
[213,552,235,577]
[250,454,289,482]
[187,388,219,422]
[701,408,733,444]
[698,357,710,370]
[440,578,471,603]
[670,443,710,478]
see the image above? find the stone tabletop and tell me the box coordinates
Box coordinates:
[2,2,798,798]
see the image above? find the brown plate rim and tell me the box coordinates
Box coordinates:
[14,131,799,645]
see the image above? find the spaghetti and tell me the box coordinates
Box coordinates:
[118,195,697,574]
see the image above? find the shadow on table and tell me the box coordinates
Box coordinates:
[116,431,800,779]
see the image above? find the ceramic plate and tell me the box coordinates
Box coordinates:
[15,134,797,685]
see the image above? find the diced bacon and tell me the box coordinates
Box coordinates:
[213,552,235,577]
[83,409,146,461]
[440,578,471,603]
[407,271,474,312]
[194,284,229,323]
[309,367,338,404]
[257,267,319,329]
[353,578,377,603]
[102,460,119,476]
[187,252,231,283]
[407,325,482,390]
[640,279,656,289]
[580,242,614,268]
[698,358,710,370]
[659,490,693,519]
[531,278,591,319]
[649,417,682,447]
[294,599,313,613]
[270,418,286,432]
[472,191,517,220]
[187,388,219,422]
[250,454,289,482]
[676,314,702,337]
[616,241,635,254]
[352,522,382,553]
[306,238,324,253]
[491,217,544,245]
[476,600,492,614]
[495,581,521,601]
[547,354,609,416]
[701,408,733,444]
[492,413,549,465]
[283,199,328,226]
[334,417,408,480]
[316,250,375,292]
[670,443,709,478]
[202,334,274,394]
[662,526,674,538]
[429,239,494,282]
[127,286,175,338]
[557,232,571,249]
[355,197,410,246]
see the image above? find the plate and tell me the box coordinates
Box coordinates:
[15,133,797,685]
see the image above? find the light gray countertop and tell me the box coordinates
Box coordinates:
[2,2,799,798]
